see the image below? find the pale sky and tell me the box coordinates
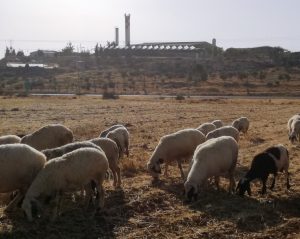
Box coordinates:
[1,0,300,57]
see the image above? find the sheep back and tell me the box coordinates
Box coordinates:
[42,141,103,160]
[149,128,205,165]
[196,123,216,136]
[232,117,249,134]
[0,135,21,145]
[106,126,129,156]
[211,120,223,129]
[90,138,119,162]
[186,136,238,186]
[100,124,125,137]
[21,124,74,150]
[24,148,109,199]
[206,126,239,142]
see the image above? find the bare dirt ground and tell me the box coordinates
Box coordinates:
[0,95,299,239]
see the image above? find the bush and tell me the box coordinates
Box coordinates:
[102,91,119,99]
[175,95,185,100]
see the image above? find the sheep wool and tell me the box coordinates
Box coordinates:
[184,136,238,202]
[21,124,74,150]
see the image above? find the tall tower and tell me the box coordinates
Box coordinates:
[125,14,130,46]
[115,27,119,46]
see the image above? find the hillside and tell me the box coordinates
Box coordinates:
[1,46,300,96]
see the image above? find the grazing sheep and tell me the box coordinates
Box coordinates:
[288,114,300,143]
[232,117,249,134]
[287,114,300,133]
[90,138,121,187]
[42,141,103,160]
[100,124,125,137]
[196,123,216,136]
[22,148,109,222]
[206,126,239,142]
[211,120,223,129]
[0,135,21,145]
[0,144,46,212]
[106,126,129,158]
[236,144,290,196]
[184,136,238,202]
[21,124,73,150]
[147,129,206,181]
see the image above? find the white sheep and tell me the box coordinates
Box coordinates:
[0,144,46,212]
[184,136,238,202]
[106,126,129,158]
[287,114,300,143]
[21,124,74,150]
[196,123,216,136]
[0,135,21,145]
[147,128,206,181]
[289,119,300,144]
[89,137,121,187]
[22,147,109,222]
[206,126,239,142]
[287,114,300,133]
[232,117,250,134]
[42,141,104,160]
[211,120,223,129]
[100,124,125,137]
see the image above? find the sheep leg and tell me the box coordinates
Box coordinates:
[270,173,277,190]
[286,170,291,189]
[50,192,62,222]
[4,192,24,212]
[116,166,122,188]
[228,173,236,193]
[95,184,105,211]
[84,184,94,210]
[177,160,185,180]
[261,178,267,194]
[125,139,129,157]
[112,169,117,187]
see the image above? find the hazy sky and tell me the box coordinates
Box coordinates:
[1,0,300,57]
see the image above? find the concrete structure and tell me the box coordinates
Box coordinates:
[125,14,130,46]
[115,27,119,46]
[30,50,57,58]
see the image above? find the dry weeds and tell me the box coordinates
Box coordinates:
[0,96,299,239]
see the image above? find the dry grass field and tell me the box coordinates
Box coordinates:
[0,95,299,239]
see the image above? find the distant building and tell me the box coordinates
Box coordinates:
[30,50,57,58]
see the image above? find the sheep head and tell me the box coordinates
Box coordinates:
[236,178,251,196]
[22,197,43,222]
[147,158,163,179]
[184,181,198,202]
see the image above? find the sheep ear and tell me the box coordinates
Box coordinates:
[158,158,164,164]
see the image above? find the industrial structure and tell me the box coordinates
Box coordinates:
[104,14,222,59]
[115,27,119,46]
[125,14,131,46]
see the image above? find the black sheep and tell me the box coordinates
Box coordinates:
[237,145,290,196]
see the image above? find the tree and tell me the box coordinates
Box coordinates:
[62,42,74,55]
[5,47,10,58]
[94,43,99,57]
[4,46,16,58]
[16,50,25,58]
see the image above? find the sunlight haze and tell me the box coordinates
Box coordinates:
[0,0,299,57]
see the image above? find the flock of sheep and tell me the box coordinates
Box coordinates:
[0,113,298,222]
